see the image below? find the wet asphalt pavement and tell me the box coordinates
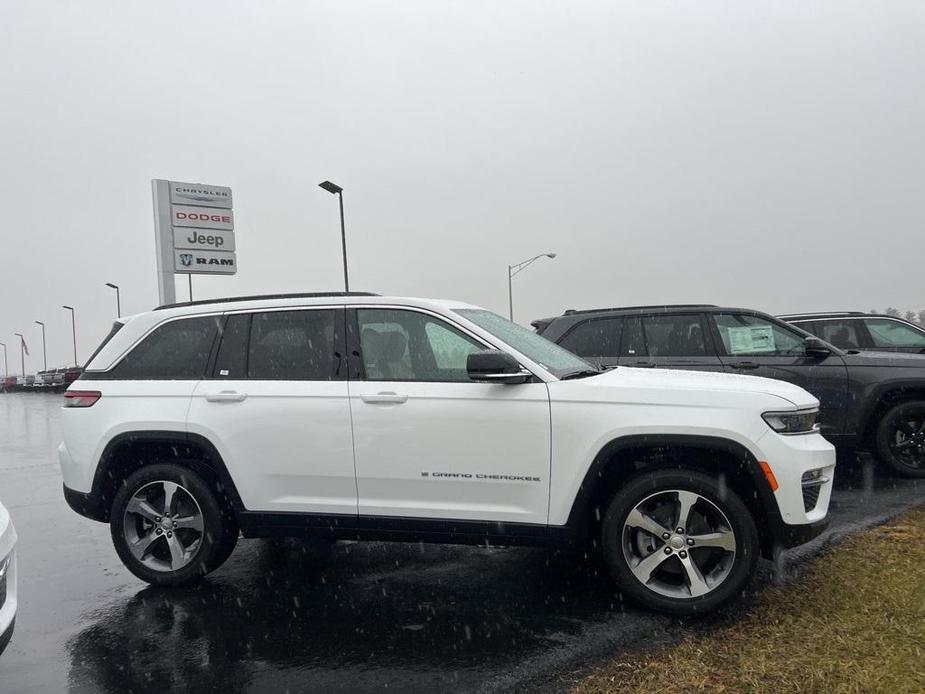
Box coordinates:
[0,392,921,694]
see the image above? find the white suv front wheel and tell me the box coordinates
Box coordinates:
[110,463,238,586]
[601,469,760,616]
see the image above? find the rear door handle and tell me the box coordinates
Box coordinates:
[729,361,760,370]
[361,392,409,404]
[205,390,248,403]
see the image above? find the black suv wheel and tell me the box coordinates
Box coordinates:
[875,401,925,478]
[110,463,239,586]
[601,469,759,616]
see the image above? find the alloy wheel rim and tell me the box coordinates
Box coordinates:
[123,480,204,572]
[621,489,737,600]
[889,412,925,470]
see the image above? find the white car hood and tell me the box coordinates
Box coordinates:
[580,366,819,410]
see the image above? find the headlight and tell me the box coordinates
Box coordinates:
[762,408,819,435]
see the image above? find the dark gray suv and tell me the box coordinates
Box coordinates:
[534,304,925,479]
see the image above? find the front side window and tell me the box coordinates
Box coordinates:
[864,318,925,348]
[813,320,862,349]
[110,316,220,380]
[642,314,707,357]
[357,309,484,382]
[453,309,592,377]
[248,310,336,380]
[558,318,623,358]
[713,313,805,356]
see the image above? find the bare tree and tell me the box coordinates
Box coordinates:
[886,307,901,317]
[905,311,918,323]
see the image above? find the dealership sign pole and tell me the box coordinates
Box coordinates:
[152,179,237,305]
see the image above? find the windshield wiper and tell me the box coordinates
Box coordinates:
[560,368,601,380]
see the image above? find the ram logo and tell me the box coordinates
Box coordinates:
[179,253,193,267]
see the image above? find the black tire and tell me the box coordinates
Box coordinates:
[110,463,238,586]
[601,469,760,616]
[875,401,925,478]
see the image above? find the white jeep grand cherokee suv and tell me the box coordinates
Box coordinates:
[59,293,835,614]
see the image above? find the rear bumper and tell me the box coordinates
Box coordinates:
[63,485,109,523]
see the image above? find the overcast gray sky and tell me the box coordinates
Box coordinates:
[1,1,923,371]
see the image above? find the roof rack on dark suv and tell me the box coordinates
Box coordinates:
[563,304,717,316]
[155,291,379,311]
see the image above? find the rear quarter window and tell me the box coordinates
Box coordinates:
[108,316,221,380]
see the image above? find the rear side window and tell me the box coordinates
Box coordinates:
[110,316,220,380]
[642,314,707,356]
[558,318,623,358]
[813,320,862,349]
[248,310,336,380]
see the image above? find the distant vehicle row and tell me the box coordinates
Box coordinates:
[534,305,925,478]
[1,368,82,392]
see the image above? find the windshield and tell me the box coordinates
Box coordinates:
[455,309,595,378]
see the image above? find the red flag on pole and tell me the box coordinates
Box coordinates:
[20,336,29,356]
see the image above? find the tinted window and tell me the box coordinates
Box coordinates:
[213,314,250,378]
[248,310,336,380]
[620,317,646,357]
[111,316,220,380]
[643,314,707,356]
[358,309,484,382]
[865,318,925,348]
[814,320,862,349]
[558,318,622,358]
[713,313,805,356]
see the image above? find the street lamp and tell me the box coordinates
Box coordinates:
[508,253,557,321]
[318,180,350,292]
[105,282,121,318]
[34,321,47,371]
[0,342,7,378]
[62,306,78,367]
[13,333,25,377]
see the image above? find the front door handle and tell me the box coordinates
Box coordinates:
[205,390,248,403]
[729,361,760,370]
[631,361,656,368]
[361,392,409,404]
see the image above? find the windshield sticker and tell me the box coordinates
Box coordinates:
[728,326,775,354]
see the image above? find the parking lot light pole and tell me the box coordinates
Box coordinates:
[105,283,121,318]
[34,321,47,371]
[13,333,25,377]
[318,180,349,292]
[62,306,78,367]
[0,342,7,378]
[508,253,557,321]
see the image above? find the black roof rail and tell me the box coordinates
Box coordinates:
[778,311,866,319]
[562,304,718,316]
[155,291,379,311]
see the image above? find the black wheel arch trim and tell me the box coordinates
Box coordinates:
[563,433,800,555]
[82,430,247,522]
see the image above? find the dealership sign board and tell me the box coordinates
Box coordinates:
[152,179,236,304]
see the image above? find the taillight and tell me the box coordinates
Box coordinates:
[64,390,101,407]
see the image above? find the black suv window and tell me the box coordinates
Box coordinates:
[110,316,220,380]
[248,310,336,380]
[813,319,862,349]
[642,314,707,356]
[864,318,925,348]
[356,308,484,382]
[558,318,623,358]
[713,313,805,356]
[620,317,646,357]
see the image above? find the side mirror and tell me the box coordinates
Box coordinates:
[804,336,831,357]
[467,350,531,384]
